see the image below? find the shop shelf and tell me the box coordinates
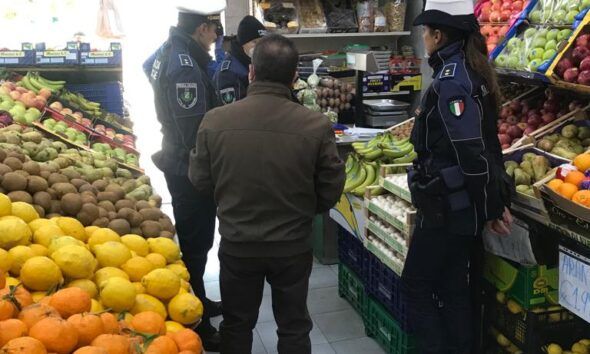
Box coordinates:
[365,297,417,354]
[365,218,408,256]
[366,251,411,331]
[284,31,411,39]
[338,263,368,319]
[337,226,367,281]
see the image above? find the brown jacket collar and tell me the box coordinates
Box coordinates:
[247,81,292,99]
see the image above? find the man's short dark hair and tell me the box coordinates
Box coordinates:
[252,34,299,87]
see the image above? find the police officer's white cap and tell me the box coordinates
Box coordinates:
[413,0,478,33]
[176,0,226,15]
[424,0,473,16]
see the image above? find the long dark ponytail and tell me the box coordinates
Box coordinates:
[428,25,501,110]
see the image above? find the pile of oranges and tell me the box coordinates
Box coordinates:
[0,271,203,354]
[547,153,590,207]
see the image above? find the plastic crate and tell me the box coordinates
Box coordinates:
[65,82,124,115]
[365,297,417,354]
[367,252,410,331]
[338,263,367,318]
[337,226,367,281]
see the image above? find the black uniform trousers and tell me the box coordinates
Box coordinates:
[401,224,484,354]
[219,250,314,354]
[164,173,217,329]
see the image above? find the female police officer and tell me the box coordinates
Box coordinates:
[401,1,514,353]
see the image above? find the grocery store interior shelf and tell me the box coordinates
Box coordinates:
[7,66,123,83]
[285,31,411,39]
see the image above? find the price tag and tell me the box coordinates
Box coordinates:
[559,245,590,324]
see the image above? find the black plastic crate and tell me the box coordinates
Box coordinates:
[338,263,367,319]
[337,226,366,281]
[367,252,411,331]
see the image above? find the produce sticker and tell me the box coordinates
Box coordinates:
[559,245,590,323]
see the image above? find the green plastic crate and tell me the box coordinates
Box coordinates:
[365,297,417,354]
[338,264,367,319]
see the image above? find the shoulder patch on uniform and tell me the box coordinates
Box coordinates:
[220,87,236,105]
[176,83,198,109]
[179,54,193,67]
[220,60,231,72]
[439,63,457,80]
[448,97,465,118]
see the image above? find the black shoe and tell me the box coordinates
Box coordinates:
[206,298,223,318]
[195,322,221,352]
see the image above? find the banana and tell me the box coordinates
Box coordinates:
[392,136,411,145]
[369,185,386,196]
[29,73,62,91]
[345,154,355,174]
[363,148,383,161]
[35,74,65,87]
[351,164,377,196]
[383,144,413,158]
[344,163,367,193]
[28,75,48,92]
[393,150,417,164]
[20,76,39,93]
[352,142,367,150]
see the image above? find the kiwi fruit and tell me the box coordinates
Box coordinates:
[107,211,117,220]
[92,217,110,227]
[159,217,176,234]
[27,176,49,194]
[81,193,97,205]
[3,157,22,171]
[130,227,143,236]
[106,184,125,200]
[61,169,81,180]
[139,208,162,221]
[70,178,88,190]
[160,231,174,239]
[0,149,6,162]
[118,208,144,227]
[52,183,77,199]
[46,188,57,200]
[109,219,131,236]
[49,200,62,214]
[33,205,45,218]
[77,204,100,226]
[97,191,118,204]
[79,184,97,195]
[115,199,136,211]
[140,220,162,238]
[0,163,12,176]
[48,173,69,186]
[6,152,25,163]
[135,200,151,210]
[22,161,40,176]
[98,201,116,213]
[40,170,51,180]
[98,207,108,219]
[2,172,27,192]
[7,191,33,204]
[149,194,163,208]
[33,191,52,212]
[92,180,108,192]
[61,193,83,216]
[13,170,29,178]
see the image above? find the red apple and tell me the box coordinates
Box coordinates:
[572,46,590,64]
[507,125,523,139]
[527,115,541,127]
[524,127,536,135]
[500,9,512,21]
[498,134,512,145]
[511,0,523,11]
[577,34,590,49]
[580,57,590,72]
[499,122,510,134]
[491,3,502,11]
[481,24,494,36]
[564,67,580,82]
[517,122,528,131]
[501,1,513,11]
[507,115,519,125]
[578,70,590,85]
[556,58,574,77]
[509,100,522,113]
[490,10,502,22]
[542,112,556,124]
[499,25,510,37]
[543,100,559,113]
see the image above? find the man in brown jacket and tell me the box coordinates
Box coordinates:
[189,34,345,354]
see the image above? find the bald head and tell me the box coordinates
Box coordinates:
[252,34,299,87]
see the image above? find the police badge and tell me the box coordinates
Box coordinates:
[177,83,198,109]
[220,87,236,105]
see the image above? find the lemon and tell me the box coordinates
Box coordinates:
[142,268,181,300]
[121,257,155,282]
[5,276,19,287]
[130,293,167,319]
[0,217,32,249]
[94,241,132,268]
[28,218,56,232]
[94,267,130,287]
[132,282,146,294]
[90,298,104,313]
[31,291,47,303]
[121,234,150,257]
[85,226,99,237]
[52,245,96,279]
[67,279,98,298]
[0,193,12,216]
[145,253,167,269]
[47,236,86,256]
[572,343,588,354]
[547,344,563,354]
[29,244,48,257]
[99,277,136,312]
[20,256,63,291]
[147,237,181,263]
[8,245,35,276]
[166,263,190,282]
[167,293,203,325]
[178,287,188,295]
[33,224,65,247]
[180,279,190,291]
[165,321,185,334]
[87,228,120,251]
[55,217,87,242]
[0,248,13,271]
[11,202,39,223]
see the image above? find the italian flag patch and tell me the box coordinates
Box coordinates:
[449,99,465,117]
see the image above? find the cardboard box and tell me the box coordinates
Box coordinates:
[330,193,366,240]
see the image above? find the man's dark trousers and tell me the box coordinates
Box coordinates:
[219,250,314,354]
[164,173,217,328]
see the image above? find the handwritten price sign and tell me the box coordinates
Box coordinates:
[559,245,590,324]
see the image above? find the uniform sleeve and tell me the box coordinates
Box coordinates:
[143,51,157,79]
[166,66,208,150]
[315,123,346,213]
[188,116,214,195]
[213,69,241,106]
[434,80,504,221]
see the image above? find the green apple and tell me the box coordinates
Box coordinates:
[24,112,38,124]
[0,101,13,111]
[580,0,590,11]
[529,59,542,71]
[14,101,25,109]
[0,94,12,103]
[543,49,557,60]
[537,28,549,38]
[496,55,508,67]
[507,37,521,49]
[532,37,547,48]
[26,107,41,120]
[507,56,520,69]
[547,29,560,41]
[565,10,578,23]
[545,39,557,51]
[554,9,567,23]
[558,29,573,41]
[524,28,538,38]
[530,10,542,22]
[529,47,545,60]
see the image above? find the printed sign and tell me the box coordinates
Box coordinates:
[559,245,590,324]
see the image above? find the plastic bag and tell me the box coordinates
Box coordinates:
[298,59,322,112]
[297,0,327,33]
[323,0,358,32]
[96,0,124,39]
[529,0,587,25]
[374,7,386,32]
[357,0,375,32]
[258,1,300,34]
[383,0,406,32]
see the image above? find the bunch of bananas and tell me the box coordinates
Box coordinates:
[59,90,102,117]
[20,72,65,94]
[352,133,417,164]
[343,154,384,197]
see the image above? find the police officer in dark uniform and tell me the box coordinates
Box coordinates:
[142,4,225,351]
[213,16,266,105]
[401,1,514,353]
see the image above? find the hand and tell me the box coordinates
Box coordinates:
[486,207,513,235]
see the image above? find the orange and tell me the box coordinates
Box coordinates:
[0,337,47,354]
[0,270,5,289]
[574,153,590,173]
[0,319,28,347]
[74,347,109,354]
[558,182,579,200]
[91,334,130,354]
[49,288,91,318]
[170,329,202,353]
[547,179,564,191]
[29,317,78,354]
[67,313,105,347]
[144,336,178,354]
[99,313,119,335]
[572,190,590,208]
[564,170,585,188]
[130,311,165,335]
[18,303,61,329]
